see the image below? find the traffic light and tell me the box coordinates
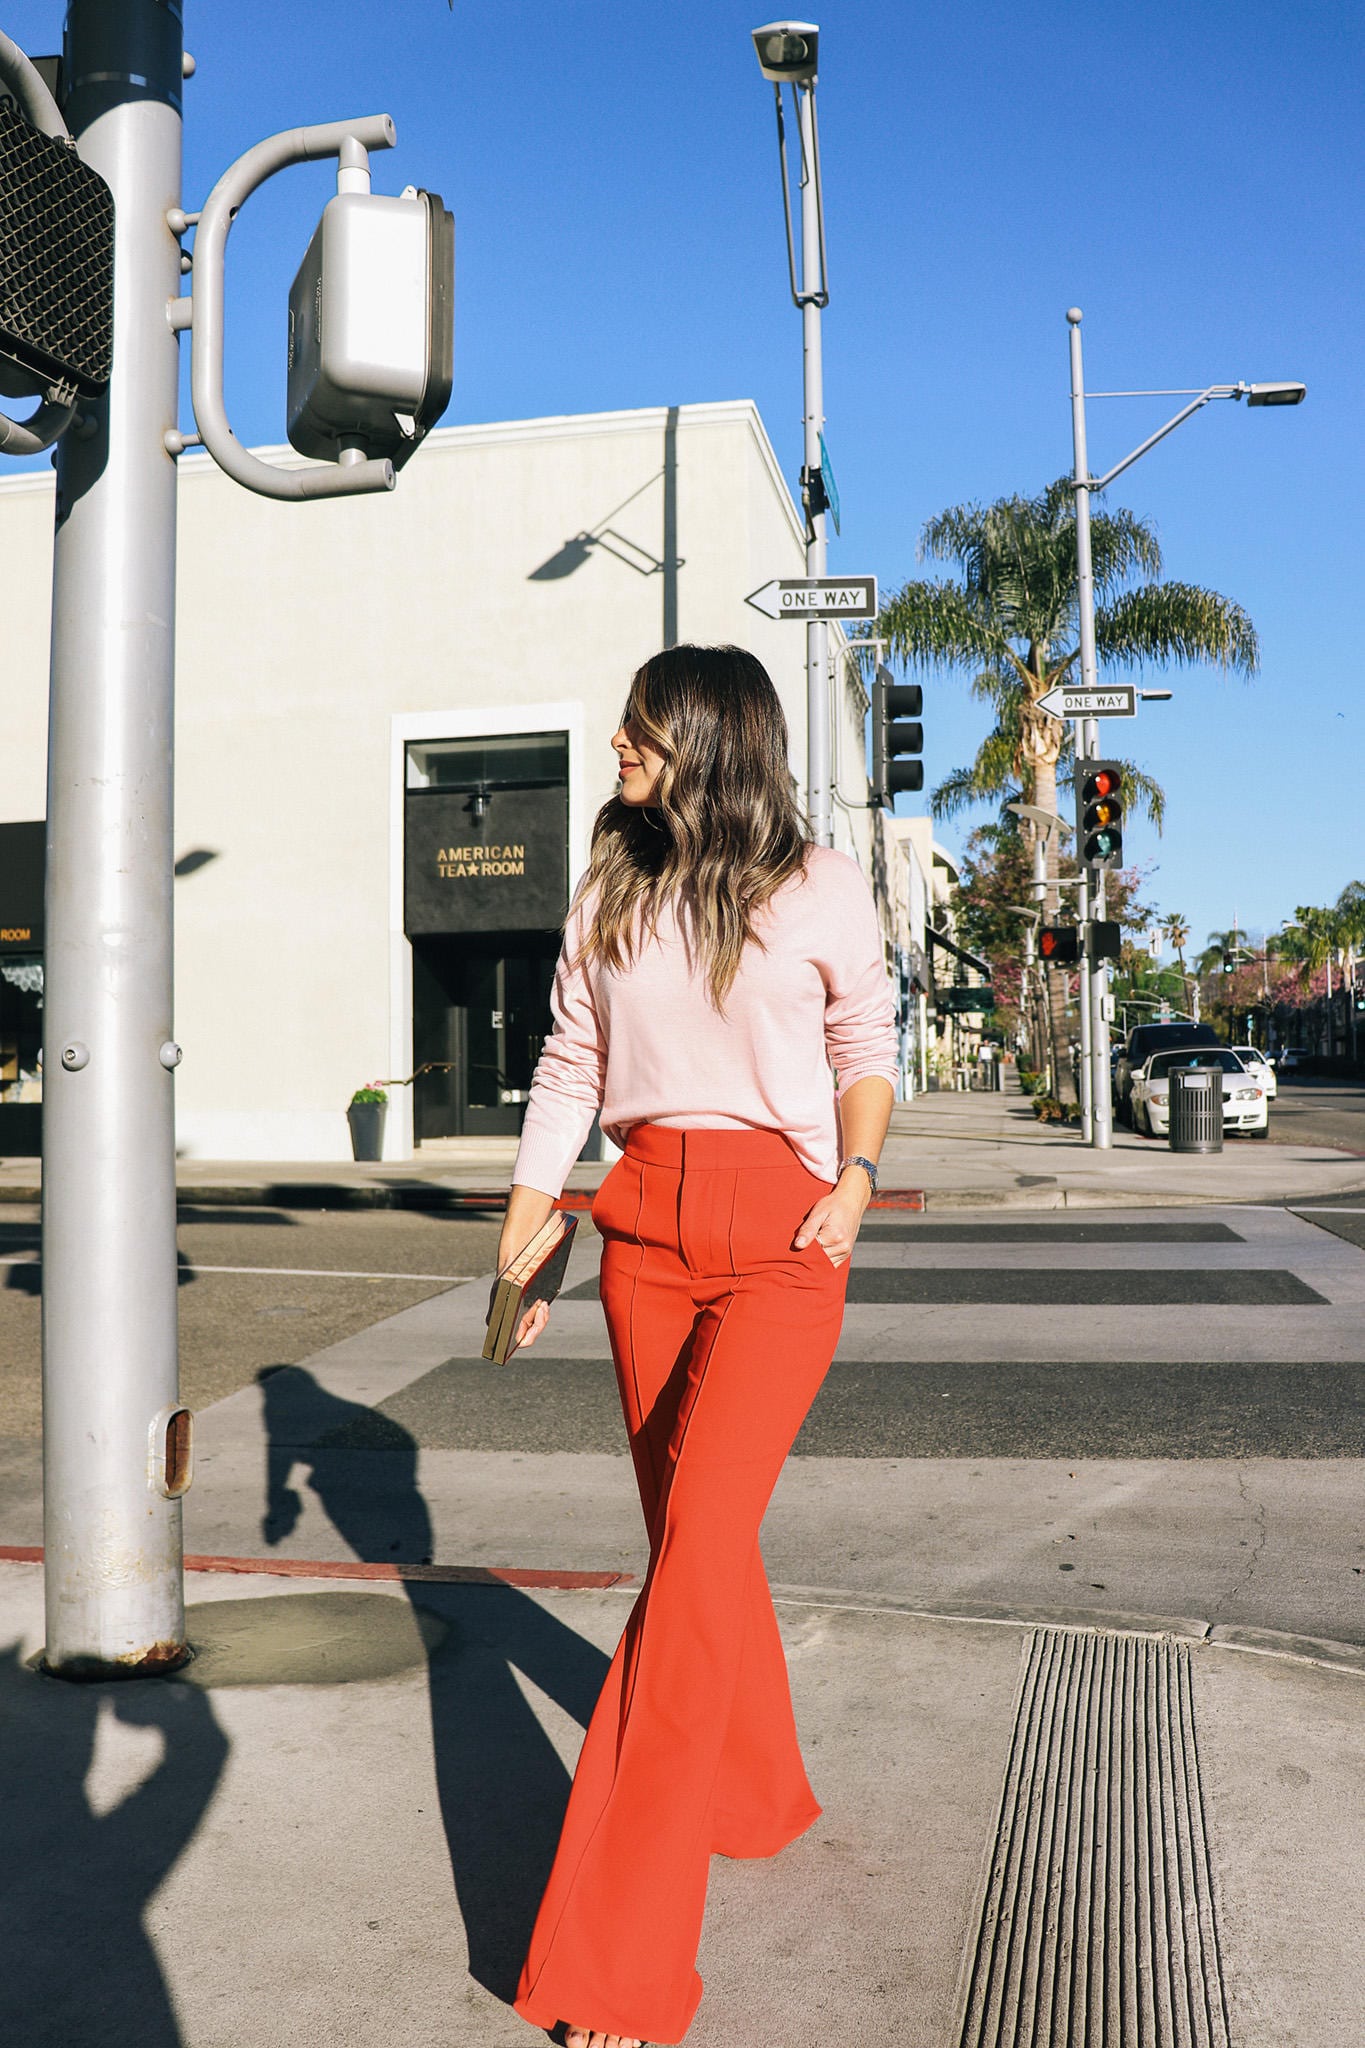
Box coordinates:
[0,100,114,400]
[1038,925,1080,966]
[871,665,923,805]
[1076,759,1125,869]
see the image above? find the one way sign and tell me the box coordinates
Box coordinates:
[745,576,878,621]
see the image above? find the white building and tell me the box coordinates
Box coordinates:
[0,399,917,1162]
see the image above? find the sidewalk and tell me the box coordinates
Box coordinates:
[4,1197,1365,2042]
[3,1075,1362,1211]
[2,1572,1360,2044]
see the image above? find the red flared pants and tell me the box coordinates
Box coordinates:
[513,1124,849,2044]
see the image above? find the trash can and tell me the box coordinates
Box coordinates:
[1168,1064,1223,1154]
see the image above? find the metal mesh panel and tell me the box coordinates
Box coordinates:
[0,101,114,396]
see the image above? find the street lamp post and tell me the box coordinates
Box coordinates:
[1065,307,1305,1151]
[752,21,832,845]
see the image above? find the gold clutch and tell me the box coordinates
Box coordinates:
[482,1211,579,1363]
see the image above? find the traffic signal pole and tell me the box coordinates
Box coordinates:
[1067,309,1113,1150]
[42,0,189,1674]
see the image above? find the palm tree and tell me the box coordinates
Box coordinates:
[878,480,1259,1094]
[1159,912,1190,978]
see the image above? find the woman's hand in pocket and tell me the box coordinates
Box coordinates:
[793,1174,871,1268]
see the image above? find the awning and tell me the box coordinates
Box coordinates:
[927,926,992,977]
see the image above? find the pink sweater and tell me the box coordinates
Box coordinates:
[511,844,900,1196]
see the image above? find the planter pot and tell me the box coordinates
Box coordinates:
[347,1103,387,1161]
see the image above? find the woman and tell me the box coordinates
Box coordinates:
[490,644,897,2048]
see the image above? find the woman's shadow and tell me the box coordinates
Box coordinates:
[256,1363,610,2002]
[0,1643,228,2046]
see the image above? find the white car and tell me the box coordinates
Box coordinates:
[1130,1047,1269,1139]
[1231,1045,1277,1099]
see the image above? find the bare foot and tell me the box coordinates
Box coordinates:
[563,2029,644,2048]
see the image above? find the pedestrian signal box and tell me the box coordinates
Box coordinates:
[1087,920,1122,961]
[871,665,924,804]
[1076,760,1125,869]
[287,184,454,471]
[0,100,114,399]
[1038,925,1081,966]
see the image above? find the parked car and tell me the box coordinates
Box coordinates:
[1277,1048,1306,1077]
[1130,1046,1269,1139]
[1113,1020,1223,1123]
[1231,1044,1277,1099]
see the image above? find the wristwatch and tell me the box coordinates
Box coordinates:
[839,1153,879,1195]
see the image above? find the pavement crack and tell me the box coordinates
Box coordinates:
[1209,1465,1269,1620]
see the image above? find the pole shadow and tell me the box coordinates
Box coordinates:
[0,1643,229,2046]
[256,1364,610,2003]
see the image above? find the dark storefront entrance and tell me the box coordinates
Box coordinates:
[411,931,559,1137]
[405,733,569,1141]
[0,822,45,1158]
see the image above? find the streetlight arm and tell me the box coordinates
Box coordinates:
[1084,385,1243,493]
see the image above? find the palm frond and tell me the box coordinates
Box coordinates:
[1096,582,1259,675]
[929,728,1021,821]
[1088,504,1163,595]
[876,579,1006,672]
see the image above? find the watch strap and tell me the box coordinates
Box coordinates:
[840,1153,878,1193]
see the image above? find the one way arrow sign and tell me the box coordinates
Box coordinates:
[1036,682,1137,720]
[745,576,878,621]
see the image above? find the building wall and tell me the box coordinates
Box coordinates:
[1,400,865,1160]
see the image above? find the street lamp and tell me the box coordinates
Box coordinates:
[1066,307,1306,1151]
[751,19,833,843]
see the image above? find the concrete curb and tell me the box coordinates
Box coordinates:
[7,1177,1365,1213]
[762,1585,1365,1678]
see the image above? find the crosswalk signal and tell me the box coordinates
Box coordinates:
[1076,759,1125,869]
[1038,925,1081,966]
[0,100,115,401]
[871,665,923,806]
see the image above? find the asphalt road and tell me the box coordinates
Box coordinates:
[0,1205,506,1437]
[1266,1076,1365,1153]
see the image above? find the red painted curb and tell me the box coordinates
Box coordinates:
[0,1545,631,1591]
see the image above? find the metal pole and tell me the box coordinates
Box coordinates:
[43,0,188,1676]
[1077,865,1093,1139]
[797,82,830,846]
[1030,828,1049,1087]
[1068,308,1113,1149]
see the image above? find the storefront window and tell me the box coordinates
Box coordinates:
[407,733,568,790]
[0,955,43,1104]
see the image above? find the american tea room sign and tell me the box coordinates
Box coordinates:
[404,785,568,935]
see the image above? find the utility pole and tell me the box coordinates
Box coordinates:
[43,0,190,1675]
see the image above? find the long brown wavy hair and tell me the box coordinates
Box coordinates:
[571,644,811,1013]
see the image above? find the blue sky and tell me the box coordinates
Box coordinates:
[6,0,1359,948]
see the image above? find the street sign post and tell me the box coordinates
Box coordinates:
[1036,682,1136,720]
[745,575,877,620]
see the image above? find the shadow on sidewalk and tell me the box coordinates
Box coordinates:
[0,1642,229,2046]
[256,1365,609,2003]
